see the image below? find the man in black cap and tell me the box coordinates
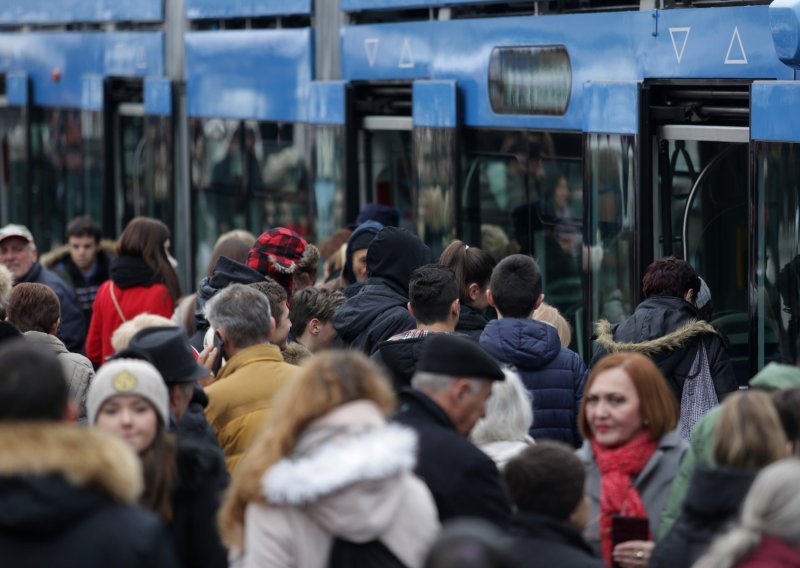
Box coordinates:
[394,334,512,528]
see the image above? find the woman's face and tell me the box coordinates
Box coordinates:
[585,367,644,447]
[95,395,159,454]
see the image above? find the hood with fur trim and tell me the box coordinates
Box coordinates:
[261,400,418,541]
[0,423,143,534]
[40,239,117,269]
[595,318,718,356]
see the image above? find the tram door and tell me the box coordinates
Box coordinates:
[650,89,751,382]
[0,73,30,230]
[107,79,173,239]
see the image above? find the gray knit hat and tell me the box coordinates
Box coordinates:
[87,359,170,426]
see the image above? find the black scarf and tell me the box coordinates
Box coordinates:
[110,256,160,289]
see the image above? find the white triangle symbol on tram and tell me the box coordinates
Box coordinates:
[365,38,379,67]
[669,27,690,64]
[725,26,747,64]
[399,38,414,68]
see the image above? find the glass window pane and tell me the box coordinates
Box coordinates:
[364,130,413,232]
[588,133,636,325]
[311,124,345,244]
[1,107,28,226]
[757,142,800,367]
[415,127,456,258]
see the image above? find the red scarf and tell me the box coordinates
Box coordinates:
[592,431,658,566]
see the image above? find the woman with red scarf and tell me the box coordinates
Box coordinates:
[577,352,687,568]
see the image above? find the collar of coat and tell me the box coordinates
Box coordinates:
[217,342,286,381]
[0,423,142,504]
[261,400,417,506]
[39,240,116,269]
[594,318,717,356]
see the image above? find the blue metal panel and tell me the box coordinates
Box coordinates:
[0,32,164,108]
[342,0,508,10]
[583,82,639,135]
[769,0,800,68]
[413,80,457,128]
[308,81,346,125]
[6,73,29,106]
[185,29,312,122]
[186,0,311,19]
[0,0,162,25]
[341,6,791,131]
[145,78,172,117]
[752,81,800,142]
[81,75,103,111]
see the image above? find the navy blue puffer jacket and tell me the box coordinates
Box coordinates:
[480,318,588,447]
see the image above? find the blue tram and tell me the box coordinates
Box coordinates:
[1,0,800,381]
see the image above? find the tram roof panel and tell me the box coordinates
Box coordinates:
[185,29,312,122]
[342,0,512,11]
[340,6,791,130]
[185,0,312,20]
[0,0,162,25]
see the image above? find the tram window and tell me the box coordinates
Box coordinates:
[756,142,800,367]
[29,108,96,252]
[362,129,413,232]
[191,118,309,281]
[0,107,27,227]
[310,125,345,245]
[462,128,584,350]
[415,127,456,258]
[587,133,636,326]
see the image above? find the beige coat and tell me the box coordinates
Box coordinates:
[24,331,94,421]
[204,343,297,473]
[236,400,440,568]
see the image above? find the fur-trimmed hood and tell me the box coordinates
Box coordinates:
[594,318,717,356]
[0,423,143,533]
[40,239,116,269]
[261,400,418,540]
[281,341,312,365]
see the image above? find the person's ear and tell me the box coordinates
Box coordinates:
[50,317,61,336]
[308,318,321,337]
[62,400,79,424]
[467,282,481,303]
[407,302,415,318]
[486,289,496,308]
[450,298,460,318]
[533,293,544,310]
[268,316,276,339]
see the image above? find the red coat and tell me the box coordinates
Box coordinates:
[736,535,800,568]
[86,280,174,365]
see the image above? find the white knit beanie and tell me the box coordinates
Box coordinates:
[87,359,170,426]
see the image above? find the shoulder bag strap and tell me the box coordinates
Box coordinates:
[109,283,127,323]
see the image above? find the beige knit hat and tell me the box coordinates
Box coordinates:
[87,359,170,426]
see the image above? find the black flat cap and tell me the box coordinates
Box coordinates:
[129,326,209,384]
[418,334,504,381]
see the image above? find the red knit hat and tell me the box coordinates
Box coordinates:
[247,228,319,297]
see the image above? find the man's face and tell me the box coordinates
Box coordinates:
[452,380,494,436]
[351,248,369,282]
[272,302,292,348]
[0,237,36,280]
[68,235,99,272]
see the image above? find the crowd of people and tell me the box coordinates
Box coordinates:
[0,209,799,568]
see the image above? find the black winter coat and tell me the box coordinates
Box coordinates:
[456,304,489,342]
[0,424,177,568]
[480,318,588,447]
[190,256,265,350]
[510,512,605,568]
[334,227,431,354]
[170,434,229,568]
[592,296,740,397]
[650,466,755,568]
[394,388,512,528]
[371,330,440,391]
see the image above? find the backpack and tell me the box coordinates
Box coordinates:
[328,537,408,568]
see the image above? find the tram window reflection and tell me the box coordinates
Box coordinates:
[757,142,800,367]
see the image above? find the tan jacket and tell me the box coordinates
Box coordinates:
[204,343,296,473]
[234,401,440,568]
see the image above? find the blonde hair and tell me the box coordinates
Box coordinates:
[713,391,788,469]
[532,302,572,347]
[111,313,177,352]
[218,350,396,548]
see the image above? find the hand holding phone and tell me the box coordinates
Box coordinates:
[611,516,649,568]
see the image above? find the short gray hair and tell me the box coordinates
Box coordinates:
[470,368,533,445]
[411,371,483,395]
[205,284,272,349]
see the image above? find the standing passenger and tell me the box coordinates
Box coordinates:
[246,227,319,300]
[219,351,439,568]
[0,342,177,568]
[288,287,346,353]
[0,223,85,352]
[480,255,587,447]
[86,217,181,366]
[577,352,687,566]
[439,239,496,341]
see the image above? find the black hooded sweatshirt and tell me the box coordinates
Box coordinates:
[333,227,431,354]
[189,256,265,351]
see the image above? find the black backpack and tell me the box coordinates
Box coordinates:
[328,537,407,568]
